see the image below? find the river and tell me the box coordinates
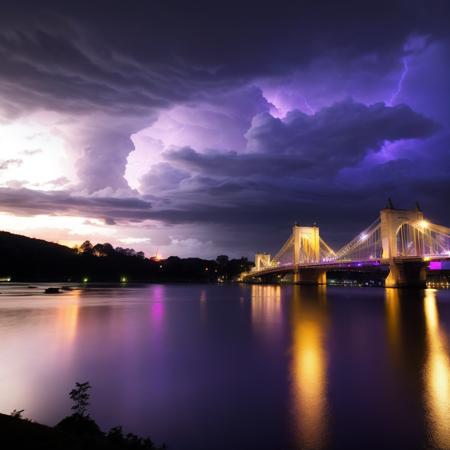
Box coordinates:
[0,283,450,449]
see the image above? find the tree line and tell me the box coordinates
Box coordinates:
[0,231,253,282]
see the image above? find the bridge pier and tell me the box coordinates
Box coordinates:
[295,268,327,285]
[385,259,427,288]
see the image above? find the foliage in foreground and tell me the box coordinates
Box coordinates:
[5,382,166,450]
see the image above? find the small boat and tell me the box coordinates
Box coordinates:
[44,287,60,294]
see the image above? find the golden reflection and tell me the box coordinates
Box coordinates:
[251,285,281,331]
[385,289,401,361]
[424,289,450,448]
[290,286,328,449]
[0,289,81,415]
[56,290,80,344]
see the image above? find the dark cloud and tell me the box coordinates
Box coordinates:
[0,1,449,257]
[1,0,450,117]
[0,187,153,221]
[166,100,438,176]
[139,162,190,194]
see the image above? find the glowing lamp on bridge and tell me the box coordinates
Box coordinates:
[418,220,429,229]
[359,233,368,241]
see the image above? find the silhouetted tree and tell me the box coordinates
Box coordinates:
[216,255,229,266]
[80,240,93,254]
[10,409,24,419]
[93,243,115,257]
[70,381,91,417]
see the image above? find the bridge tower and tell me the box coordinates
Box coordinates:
[255,253,271,271]
[380,199,424,258]
[380,200,427,288]
[292,224,325,284]
[292,224,320,264]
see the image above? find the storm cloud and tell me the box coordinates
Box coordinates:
[0,0,449,257]
[165,100,438,178]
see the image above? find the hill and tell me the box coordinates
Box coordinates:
[0,231,252,282]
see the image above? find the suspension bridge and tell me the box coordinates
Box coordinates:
[242,201,450,287]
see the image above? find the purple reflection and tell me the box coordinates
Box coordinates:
[150,285,165,328]
[151,302,164,323]
[429,261,442,270]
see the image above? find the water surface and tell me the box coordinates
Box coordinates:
[1,283,450,449]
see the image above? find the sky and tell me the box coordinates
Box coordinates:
[0,0,449,259]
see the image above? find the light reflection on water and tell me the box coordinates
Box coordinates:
[251,285,282,333]
[424,289,450,449]
[1,283,450,450]
[385,288,401,360]
[290,286,328,450]
[57,290,80,344]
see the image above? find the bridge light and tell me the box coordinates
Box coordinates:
[360,233,368,241]
[418,220,429,229]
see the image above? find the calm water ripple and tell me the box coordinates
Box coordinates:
[1,283,450,450]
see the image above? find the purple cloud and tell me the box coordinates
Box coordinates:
[0,1,449,257]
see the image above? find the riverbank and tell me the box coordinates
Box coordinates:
[0,412,164,449]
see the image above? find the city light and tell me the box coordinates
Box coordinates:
[120,276,128,283]
[418,220,429,229]
[82,277,89,283]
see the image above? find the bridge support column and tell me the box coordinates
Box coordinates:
[380,201,424,259]
[296,268,327,285]
[385,259,427,288]
[255,253,271,271]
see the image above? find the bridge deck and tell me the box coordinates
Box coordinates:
[244,256,450,280]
